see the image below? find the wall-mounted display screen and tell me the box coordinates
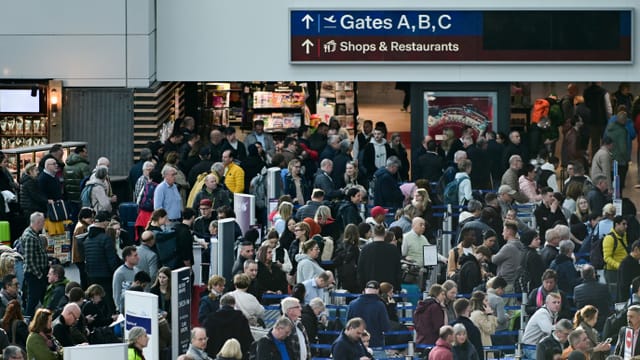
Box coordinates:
[0,89,43,113]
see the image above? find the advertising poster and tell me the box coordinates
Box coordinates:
[125,291,159,360]
[424,91,497,140]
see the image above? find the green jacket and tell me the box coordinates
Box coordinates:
[64,153,91,202]
[43,278,69,310]
[605,121,630,163]
[26,332,62,360]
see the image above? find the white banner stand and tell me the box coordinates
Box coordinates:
[63,343,127,360]
[125,290,159,360]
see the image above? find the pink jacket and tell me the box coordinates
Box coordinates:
[428,338,453,360]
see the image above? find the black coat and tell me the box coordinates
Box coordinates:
[618,254,640,302]
[256,261,288,299]
[450,316,484,360]
[38,171,62,201]
[84,227,121,278]
[20,174,47,214]
[372,167,403,209]
[333,242,360,293]
[452,341,480,360]
[536,333,563,360]
[301,305,320,346]
[574,279,612,330]
[254,331,294,360]
[415,152,443,182]
[204,306,253,358]
[358,241,402,291]
[466,144,491,190]
[331,152,352,189]
[241,156,265,194]
[456,254,483,295]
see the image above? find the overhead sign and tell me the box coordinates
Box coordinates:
[290,10,632,63]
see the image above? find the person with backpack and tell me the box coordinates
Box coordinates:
[514,230,543,296]
[133,170,162,240]
[84,166,111,214]
[446,159,472,207]
[602,215,630,297]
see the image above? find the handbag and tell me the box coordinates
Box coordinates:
[47,200,69,221]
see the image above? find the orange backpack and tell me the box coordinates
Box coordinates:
[531,98,550,124]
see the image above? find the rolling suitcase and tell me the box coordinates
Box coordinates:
[118,202,138,237]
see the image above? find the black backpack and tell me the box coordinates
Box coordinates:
[514,250,532,294]
[590,222,624,270]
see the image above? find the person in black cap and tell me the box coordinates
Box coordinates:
[520,230,544,292]
[346,280,390,349]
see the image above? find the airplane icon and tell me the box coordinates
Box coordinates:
[323,15,336,23]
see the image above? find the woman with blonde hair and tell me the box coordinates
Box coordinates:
[343,161,367,194]
[295,240,324,283]
[314,205,340,244]
[216,338,242,360]
[570,195,591,225]
[198,275,225,325]
[288,221,310,270]
[273,201,293,236]
[469,291,497,350]
[285,158,310,206]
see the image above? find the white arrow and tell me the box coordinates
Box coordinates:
[301,39,314,54]
[301,14,314,29]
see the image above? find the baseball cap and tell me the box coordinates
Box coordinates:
[365,280,380,290]
[371,206,389,218]
[199,199,213,208]
[498,185,516,196]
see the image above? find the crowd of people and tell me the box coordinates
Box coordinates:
[0,82,638,359]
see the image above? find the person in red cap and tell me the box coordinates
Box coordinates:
[193,198,215,238]
[366,206,388,229]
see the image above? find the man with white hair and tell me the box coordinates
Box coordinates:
[540,227,561,269]
[301,297,326,349]
[281,297,310,360]
[154,165,182,224]
[534,318,573,360]
[313,159,342,200]
[22,212,48,317]
[186,327,212,360]
[549,240,582,295]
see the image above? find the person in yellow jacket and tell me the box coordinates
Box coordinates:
[222,149,245,194]
[603,215,629,287]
